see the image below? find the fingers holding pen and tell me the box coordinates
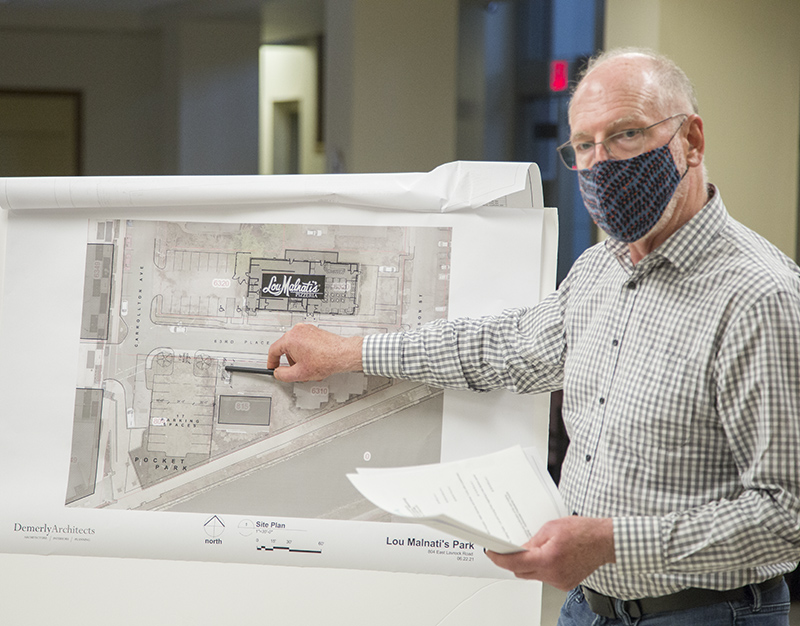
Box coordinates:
[267,323,364,383]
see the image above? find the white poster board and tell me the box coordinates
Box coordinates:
[0,162,558,625]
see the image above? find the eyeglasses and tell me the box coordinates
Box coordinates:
[556,114,688,170]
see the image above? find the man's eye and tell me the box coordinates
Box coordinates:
[574,142,595,153]
[612,129,642,143]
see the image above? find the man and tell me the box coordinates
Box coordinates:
[267,49,800,624]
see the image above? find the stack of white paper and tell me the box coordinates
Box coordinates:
[347,446,568,554]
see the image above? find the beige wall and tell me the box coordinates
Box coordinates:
[173,19,261,175]
[606,0,800,260]
[325,0,458,173]
[0,25,163,175]
[0,12,261,177]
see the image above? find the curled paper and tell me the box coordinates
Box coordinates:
[0,161,542,213]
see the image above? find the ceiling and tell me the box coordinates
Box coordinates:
[0,0,273,19]
[0,0,325,45]
[1,0,192,11]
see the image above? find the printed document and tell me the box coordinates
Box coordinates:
[347,446,568,554]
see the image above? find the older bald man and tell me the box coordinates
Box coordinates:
[268,49,800,625]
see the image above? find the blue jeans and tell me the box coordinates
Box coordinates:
[557,581,791,626]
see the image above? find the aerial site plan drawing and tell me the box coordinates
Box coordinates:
[68,219,451,519]
[0,164,555,583]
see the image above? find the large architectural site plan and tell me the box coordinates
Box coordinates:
[68,218,451,519]
[1,165,552,585]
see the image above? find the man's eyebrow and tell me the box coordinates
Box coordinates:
[570,115,645,142]
[607,115,645,131]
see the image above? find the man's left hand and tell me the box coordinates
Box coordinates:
[485,516,615,591]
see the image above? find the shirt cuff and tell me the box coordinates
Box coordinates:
[613,516,666,576]
[362,333,405,378]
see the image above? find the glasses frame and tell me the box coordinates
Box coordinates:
[556,113,689,171]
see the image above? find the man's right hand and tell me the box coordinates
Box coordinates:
[266,323,364,383]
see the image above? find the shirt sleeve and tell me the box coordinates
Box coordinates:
[614,290,800,577]
[362,291,567,395]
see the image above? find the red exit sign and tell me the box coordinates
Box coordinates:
[550,59,569,92]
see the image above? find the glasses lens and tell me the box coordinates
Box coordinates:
[557,144,578,170]
[556,114,688,171]
[604,129,646,161]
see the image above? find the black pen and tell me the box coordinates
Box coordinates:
[224,365,275,376]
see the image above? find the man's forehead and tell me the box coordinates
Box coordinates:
[568,59,660,130]
[574,58,657,102]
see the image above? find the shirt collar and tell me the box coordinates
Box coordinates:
[604,184,728,273]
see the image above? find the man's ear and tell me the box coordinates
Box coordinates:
[685,114,705,167]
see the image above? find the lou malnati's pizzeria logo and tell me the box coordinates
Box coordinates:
[262,273,325,299]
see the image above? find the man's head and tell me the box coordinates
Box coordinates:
[571,48,699,121]
[564,48,708,256]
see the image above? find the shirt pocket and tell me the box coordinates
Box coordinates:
[621,348,703,450]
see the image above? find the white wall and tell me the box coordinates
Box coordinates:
[606,0,800,260]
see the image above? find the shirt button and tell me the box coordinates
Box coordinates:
[599,397,605,405]
[627,281,637,290]
[585,454,592,462]
[612,339,619,347]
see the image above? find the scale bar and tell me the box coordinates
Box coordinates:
[256,545,322,554]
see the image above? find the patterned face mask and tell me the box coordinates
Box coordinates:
[578,141,687,243]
